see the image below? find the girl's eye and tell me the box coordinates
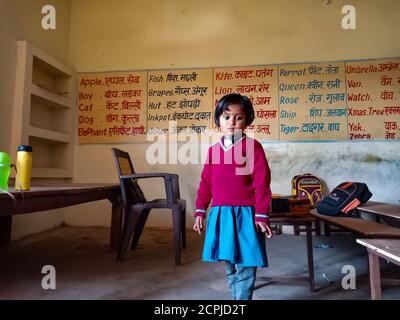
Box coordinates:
[223,115,230,120]
[236,116,243,121]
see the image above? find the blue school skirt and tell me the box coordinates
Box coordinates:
[202,206,268,267]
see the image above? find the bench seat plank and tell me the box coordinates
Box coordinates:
[311,210,400,238]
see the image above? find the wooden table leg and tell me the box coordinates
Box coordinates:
[368,249,382,300]
[315,220,321,236]
[109,197,122,252]
[324,221,331,236]
[306,222,315,292]
[0,215,12,246]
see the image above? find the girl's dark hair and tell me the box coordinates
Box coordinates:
[214,93,255,127]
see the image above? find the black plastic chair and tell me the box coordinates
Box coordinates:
[111,148,186,265]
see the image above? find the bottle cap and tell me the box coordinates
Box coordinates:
[0,152,11,165]
[17,145,33,152]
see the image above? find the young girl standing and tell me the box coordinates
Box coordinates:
[194,93,273,300]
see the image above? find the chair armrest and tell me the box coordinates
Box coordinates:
[120,173,178,180]
[120,173,180,203]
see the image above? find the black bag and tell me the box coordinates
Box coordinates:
[271,198,290,213]
[271,197,311,215]
[316,182,372,217]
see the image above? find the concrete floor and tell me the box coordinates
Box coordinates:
[0,226,399,300]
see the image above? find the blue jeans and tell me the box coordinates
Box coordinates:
[225,262,257,300]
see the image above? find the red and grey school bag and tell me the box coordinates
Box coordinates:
[316,182,372,217]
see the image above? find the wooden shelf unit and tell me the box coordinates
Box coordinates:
[11,41,75,178]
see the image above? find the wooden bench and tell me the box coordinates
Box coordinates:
[311,210,400,238]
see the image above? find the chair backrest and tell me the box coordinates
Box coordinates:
[111,148,147,206]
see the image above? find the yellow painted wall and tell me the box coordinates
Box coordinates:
[0,0,71,239]
[70,0,400,71]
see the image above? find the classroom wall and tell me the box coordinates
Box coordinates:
[2,0,399,240]
[0,0,72,240]
[65,0,400,230]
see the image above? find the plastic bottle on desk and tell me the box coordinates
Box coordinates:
[0,151,11,191]
[15,145,33,191]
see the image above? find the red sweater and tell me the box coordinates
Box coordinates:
[195,136,272,223]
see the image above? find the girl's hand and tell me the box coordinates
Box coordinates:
[255,222,273,238]
[193,216,205,235]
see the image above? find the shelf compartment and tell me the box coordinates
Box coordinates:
[31,84,72,109]
[28,136,72,172]
[31,167,72,178]
[30,96,71,134]
[29,126,70,143]
[32,58,73,98]
[32,47,73,77]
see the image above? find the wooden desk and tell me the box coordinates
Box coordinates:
[0,184,122,251]
[356,238,400,300]
[358,201,400,220]
[258,213,315,292]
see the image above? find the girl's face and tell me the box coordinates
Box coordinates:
[219,104,247,137]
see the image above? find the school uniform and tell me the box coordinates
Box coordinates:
[195,134,272,299]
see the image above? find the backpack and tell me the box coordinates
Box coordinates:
[316,182,372,217]
[292,173,323,207]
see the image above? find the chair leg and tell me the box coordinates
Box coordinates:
[130,209,150,250]
[172,204,182,265]
[181,208,186,249]
[117,208,140,262]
